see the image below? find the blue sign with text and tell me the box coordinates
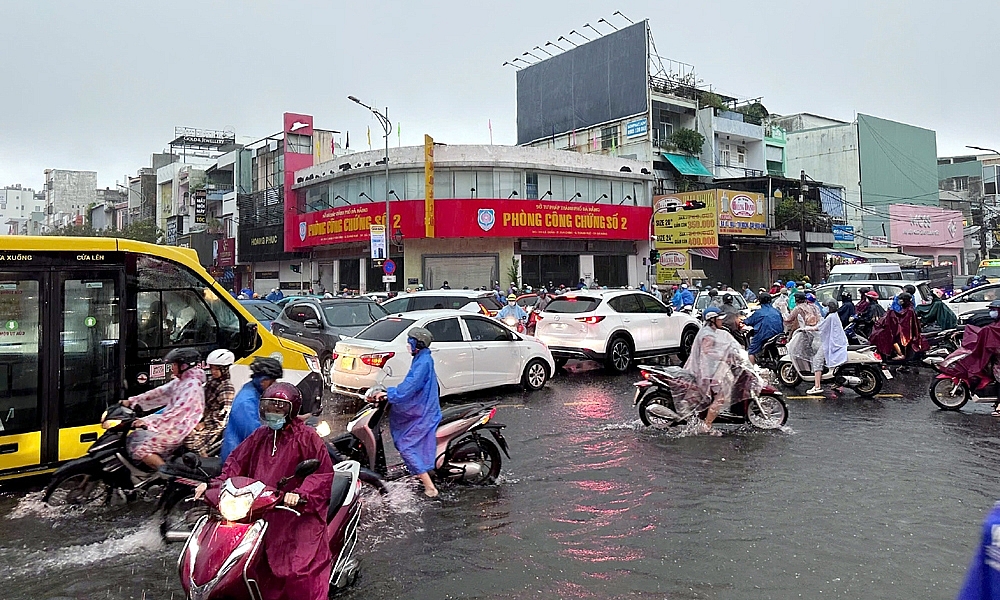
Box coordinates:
[832,225,855,243]
[626,118,648,139]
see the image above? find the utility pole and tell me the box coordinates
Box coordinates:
[799,169,808,277]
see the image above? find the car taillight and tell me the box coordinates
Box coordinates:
[488,407,497,420]
[575,316,605,325]
[360,352,394,368]
[480,304,489,316]
[640,370,651,380]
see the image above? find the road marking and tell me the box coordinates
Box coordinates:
[874,394,902,398]
[787,395,823,399]
[496,403,524,408]
[564,401,594,406]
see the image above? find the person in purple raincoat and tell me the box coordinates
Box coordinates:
[376,326,442,497]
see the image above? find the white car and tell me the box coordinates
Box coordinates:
[534,289,701,373]
[947,283,1000,317]
[331,309,555,398]
[693,290,752,318]
[380,289,503,316]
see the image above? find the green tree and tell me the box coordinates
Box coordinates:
[773,198,828,232]
[698,91,727,112]
[44,219,163,244]
[506,256,520,287]
[669,128,705,156]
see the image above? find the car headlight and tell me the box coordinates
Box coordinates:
[219,491,254,522]
[305,354,321,373]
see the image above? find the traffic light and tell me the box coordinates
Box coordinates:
[289,264,301,273]
[649,249,660,264]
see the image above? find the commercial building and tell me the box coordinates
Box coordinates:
[43,169,97,228]
[288,143,654,293]
[90,187,128,231]
[0,185,44,235]
[938,153,998,270]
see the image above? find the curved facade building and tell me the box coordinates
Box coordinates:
[287,144,654,293]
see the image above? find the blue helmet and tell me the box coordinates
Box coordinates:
[703,306,723,321]
[786,281,796,289]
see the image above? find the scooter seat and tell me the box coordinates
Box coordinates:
[847,345,872,352]
[327,475,352,519]
[439,403,490,425]
[158,455,222,480]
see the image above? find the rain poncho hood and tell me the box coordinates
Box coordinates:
[936,322,1000,388]
[221,376,265,461]
[671,325,761,415]
[217,418,334,599]
[818,313,848,369]
[870,307,929,357]
[916,296,958,330]
[386,348,442,475]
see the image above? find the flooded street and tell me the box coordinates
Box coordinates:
[2,365,997,599]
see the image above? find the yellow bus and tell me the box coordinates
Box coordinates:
[0,236,320,481]
[977,259,1000,282]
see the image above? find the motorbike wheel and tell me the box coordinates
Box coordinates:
[777,362,802,387]
[160,497,210,542]
[854,365,884,398]
[747,394,788,429]
[44,473,110,507]
[930,378,969,410]
[442,437,502,485]
[638,393,677,428]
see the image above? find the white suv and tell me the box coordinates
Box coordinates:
[534,289,701,373]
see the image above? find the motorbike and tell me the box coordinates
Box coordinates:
[927,340,1000,411]
[328,384,510,485]
[922,326,963,356]
[43,403,169,506]
[177,458,364,598]
[633,364,788,430]
[775,336,890,397]
[499,314,527,334]
[746,329,788,372]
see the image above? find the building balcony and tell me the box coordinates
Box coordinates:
[713,114,764,140]
[715,165,765,179]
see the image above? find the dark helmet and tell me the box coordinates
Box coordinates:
[164,347,201,372]
[898,292,913,307]
[794,291,807,301]
[722,294,734,305]
[408,326,434,350]
[708,288,719,297]
[989,300,1000,310]
[825,300,840,314]
[903,284,916,295]
[758,292,772,304]
[250,356,283,380]
[259,381,302,426]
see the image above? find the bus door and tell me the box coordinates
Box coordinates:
[54,269,122,463]
[0,272,45,471]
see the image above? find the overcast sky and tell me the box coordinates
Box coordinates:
[2,0,997,190]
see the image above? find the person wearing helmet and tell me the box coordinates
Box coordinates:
[889,284,918,314]
[375,326,442,497]
[122,347,206,469]
[744,292,783,364]
[784,292,824,394]
[497,293,528,325]
[871,292,928,361]
[916,287,958,330]
[672,283,694,310]
[741,282,757,303]
[686,307,744,435]
[837,292,856,328]
[185,349,236,456]
[200,382,335,599]
[221,356,283,461]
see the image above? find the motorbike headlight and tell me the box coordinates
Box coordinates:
[102,419,122,430]
[219,491,254,522]
[315,420,332,438]
[305,354,321,373]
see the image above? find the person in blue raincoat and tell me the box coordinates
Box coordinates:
[376,326,442,498]
[958,501,1000,599]
[220,357,282,460]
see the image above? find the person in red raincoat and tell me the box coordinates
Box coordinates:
[870,292,929,360]
[198,382,334,600]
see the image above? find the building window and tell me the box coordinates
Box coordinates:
[525,172,538,199]
[737,145,746,166]
[286,133,312,155]
[601,126,619,150]
[720,143,731,166]
[955,176,969,191]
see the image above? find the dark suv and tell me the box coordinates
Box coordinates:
[271,297,388,382]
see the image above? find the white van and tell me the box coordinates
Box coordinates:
[827,263,903,282]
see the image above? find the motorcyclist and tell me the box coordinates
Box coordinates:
[719,293,742,335]
[375,326,442,497]
[686,307,752,435]
[785,281,799,310]
[890,284,918,313]
[671,283,694,310]
[185,348,236,456]
[497,294,528,325]
[220,356,283,461]
[837,292,856,327]
[916,288,958,330]
[744,292,783,365]
[123,347,205,470]
[785,293,824,395]
[871,291,928,361]
[741,282,757,303]
[197,383,335,600]
[535,290,550,312]
[706,288,723,309]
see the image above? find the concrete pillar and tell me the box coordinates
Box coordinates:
[579,255,595,286]
[359,258,367,294]
[627,254,639,288]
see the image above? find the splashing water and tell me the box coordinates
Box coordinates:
[4,522,164,579]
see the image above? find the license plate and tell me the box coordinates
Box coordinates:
[777,347,788,356]
[882,369,893,380]
[339,356,355,370]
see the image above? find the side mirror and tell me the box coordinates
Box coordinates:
[294,458,321,478]
[303,319,321,329]
[182,452,202,470]
[665,306,673,315]
[243,321,259,351]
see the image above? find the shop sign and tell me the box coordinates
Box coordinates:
[889,204,963,249]
[194,190,207,224]
[868,236,890,248]
[626,118,648,139]
[832,225,855,248]
[425,134,435,238]
[656,250,689,284]
[370,224,387,259]
[653,190,718,249]
[771,247,794,271]
[717,190,767,236]
[216,237,236,267]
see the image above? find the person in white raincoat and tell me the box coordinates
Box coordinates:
[815,300,848,393]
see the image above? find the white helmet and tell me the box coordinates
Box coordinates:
[206,349,235,366]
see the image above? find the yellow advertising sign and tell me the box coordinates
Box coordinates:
[656,249,689,284]
[717,190,767,236]
[653,190,718,249]
[424,134,435,238]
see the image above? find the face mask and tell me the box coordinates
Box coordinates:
[263,412,286,430]
[991,311,998,320]
[509,301,516,306]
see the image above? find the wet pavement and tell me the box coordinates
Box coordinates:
[2,363,998,599]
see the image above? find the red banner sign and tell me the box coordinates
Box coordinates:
[289,199,652,249]
[216,237,236,267]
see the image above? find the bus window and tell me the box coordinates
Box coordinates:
[0,278,40,435]
[61,277,119,427]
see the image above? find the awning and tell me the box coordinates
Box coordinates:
[875,253,924,266]
[808,247,882,261]
[661,153,713,177]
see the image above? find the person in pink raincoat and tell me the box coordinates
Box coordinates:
[123,347,205,469]
[201,382,334,600]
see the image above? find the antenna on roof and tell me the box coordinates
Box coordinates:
[613,10,634,24]
[597,18,618,31]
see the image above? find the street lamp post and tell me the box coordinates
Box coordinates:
[349,95,392,292]
[966,145,998,262]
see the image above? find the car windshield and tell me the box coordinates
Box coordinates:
[545,297,601,313]
[324,302,388,327]
[355,317,415,341]
[478,296,502,311]
[978,266,1000,278]
[245,303,279,321]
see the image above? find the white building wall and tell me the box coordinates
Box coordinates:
[784,124,863,234]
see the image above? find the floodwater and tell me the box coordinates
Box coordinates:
[1,365,996,599]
